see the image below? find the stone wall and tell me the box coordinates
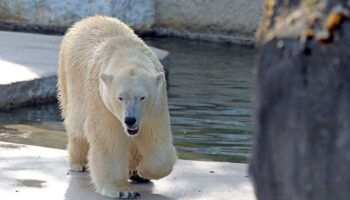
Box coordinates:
[0,0,155,31]
[0,0,264,44]
[153,0,264,44]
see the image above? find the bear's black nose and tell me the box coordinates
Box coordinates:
[124,117,136,126]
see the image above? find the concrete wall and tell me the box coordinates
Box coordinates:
[0,0,154,30]
[0,0,264,44]
[153,0,264,44]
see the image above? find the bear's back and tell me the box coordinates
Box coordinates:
[60,16,138,66]
[67,16,136,45]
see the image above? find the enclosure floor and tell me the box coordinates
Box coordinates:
[0,141,255,200]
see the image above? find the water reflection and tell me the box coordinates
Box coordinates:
[145,38,256,162]
[0,38,256,163]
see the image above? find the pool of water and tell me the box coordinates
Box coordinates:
[0,38,257,163]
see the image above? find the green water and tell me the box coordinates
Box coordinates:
[0,38,256,163]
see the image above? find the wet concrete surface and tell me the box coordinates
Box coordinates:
[0,141,255,200]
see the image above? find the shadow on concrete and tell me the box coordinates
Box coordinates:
[64,172,175,200]
[0,142,254,200]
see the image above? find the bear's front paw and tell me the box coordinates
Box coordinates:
[99,188,140,199]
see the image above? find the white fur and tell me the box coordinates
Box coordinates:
[57,16,177,198]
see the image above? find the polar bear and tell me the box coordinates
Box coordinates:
[57,16,177,199]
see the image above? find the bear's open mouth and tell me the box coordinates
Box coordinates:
[127,126,139,135]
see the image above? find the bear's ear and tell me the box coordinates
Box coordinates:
[153,72,165,109]
[154,72,165,87]
[100,73,113,84]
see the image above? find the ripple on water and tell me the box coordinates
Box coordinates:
[145,38,256,163]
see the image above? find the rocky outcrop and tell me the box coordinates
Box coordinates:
[250,1,350,200]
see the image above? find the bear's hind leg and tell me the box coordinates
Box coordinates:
[128,144,150,183]
[64,107,89,172]
[67,136,89,172]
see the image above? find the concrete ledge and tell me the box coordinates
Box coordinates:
[0,76,57,111]
[0,141,255,200]
[0,31,170,111]
[150,27,256,45]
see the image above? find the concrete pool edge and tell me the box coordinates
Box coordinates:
[0,141,255,200]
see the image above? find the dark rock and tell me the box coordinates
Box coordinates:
[251,38,350,200]
[250,1,350,200]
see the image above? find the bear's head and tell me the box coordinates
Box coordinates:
[100,67,165,136]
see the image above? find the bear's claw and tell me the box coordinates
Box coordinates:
[100,188,140,199]
[69,163,86,172]
[120,191,140,199]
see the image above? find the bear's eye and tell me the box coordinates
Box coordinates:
[118,97,123,101]
[140,97,145,101]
